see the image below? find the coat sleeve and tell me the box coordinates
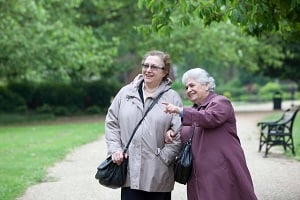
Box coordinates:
[159,91,183,166]
[182,95,234,128]
[105,88,124,155]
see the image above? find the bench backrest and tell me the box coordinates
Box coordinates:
[275,107,300,134]
[281,108,299,123]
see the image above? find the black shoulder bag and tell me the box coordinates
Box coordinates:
[174,126,195,184]
[95,91,167,188]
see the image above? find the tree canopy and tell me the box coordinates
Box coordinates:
[138,0,300,40]
[0,0,299,89]
[137,0,300,87]
[0,0,118,82]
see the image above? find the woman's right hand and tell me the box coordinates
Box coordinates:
[162,102,182,114]
[112,151,128,165]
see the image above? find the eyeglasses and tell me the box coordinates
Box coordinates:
[142,63,164,71]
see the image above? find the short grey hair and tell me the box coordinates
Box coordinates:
[182,68,216,91]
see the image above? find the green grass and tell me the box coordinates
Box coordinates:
[292,115,300,160]
[0,113,55,125]
[0,119,104,200]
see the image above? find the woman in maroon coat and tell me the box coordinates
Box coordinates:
[163,68,257,200]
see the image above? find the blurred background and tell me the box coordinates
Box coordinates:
[1,1,300,200]
[1,0,299,118]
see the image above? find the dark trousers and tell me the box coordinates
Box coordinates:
[121,187,171,200]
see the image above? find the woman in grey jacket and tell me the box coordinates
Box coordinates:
[105,50,182,200]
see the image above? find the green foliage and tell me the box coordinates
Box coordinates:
[223,91,232,99]
[35,104,53,114]
[259,82,281,94]
[0,0,119,82]
[85,105,102,114]
[294,116,300,160]
[135,18,285,83]
[216,79,246,101]
[138,0,299,86]
[0,121,104,200]
[31,83,85,110]
[53,106,70,116]
[0,87,27,113]
[258,82,282,101]
[82,80,121,109]
[258,39,300,88]
[7,81,36,108]
[2,80,122,115]
[1,0,299,98]
[139,0,300,40]
[76,0,153,81]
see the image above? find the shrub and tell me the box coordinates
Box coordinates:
[7,81,36,109]
[259,82,281,94]
[0,87,27,113]
[85,105,101,114]
[1,80,122,114]
[83,80,121,108]
[32,83,85,110]
[53,106,69,116]
[36,104,52,114]
[258,82,282,101]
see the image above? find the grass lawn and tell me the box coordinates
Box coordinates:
[0,116,104,200]
[295,117,300,160]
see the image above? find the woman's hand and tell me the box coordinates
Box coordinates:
[162,102,182,114]
[165,129,176,144]
[112,151,128,165]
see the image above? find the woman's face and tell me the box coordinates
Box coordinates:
[142,55,167,87]
[185,78,209,105]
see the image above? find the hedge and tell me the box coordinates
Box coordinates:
[1,80,121,115]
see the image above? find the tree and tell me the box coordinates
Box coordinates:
[0,0,118,82]
[258,38,300,88]
[133,18,284,85]
[138,0,300,40]
[88,0,284,86]
[76,0,148,82]
[0,0,295,87]
[137,0,300,89]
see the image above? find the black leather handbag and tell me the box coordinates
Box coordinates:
[174,127,195,184]
[95,91,167,188]
[95,154,128,188]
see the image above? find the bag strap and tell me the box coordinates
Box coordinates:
[187,126,195,144]
[123,89,168,153]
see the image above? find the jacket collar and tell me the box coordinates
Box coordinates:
[193,92,218,109]
[128,74,172,98]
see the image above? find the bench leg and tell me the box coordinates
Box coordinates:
[264,143,269,157]
[290,137,296,156]
[258,133,265,152]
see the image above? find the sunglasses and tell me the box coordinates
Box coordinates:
[142,63,165,71]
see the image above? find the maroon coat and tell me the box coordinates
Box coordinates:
[181,92,257,200]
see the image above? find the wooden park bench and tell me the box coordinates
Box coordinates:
[257,106,300,157]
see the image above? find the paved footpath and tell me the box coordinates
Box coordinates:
[17,101,300,200]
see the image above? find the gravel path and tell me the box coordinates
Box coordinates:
[17,102,300,200]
